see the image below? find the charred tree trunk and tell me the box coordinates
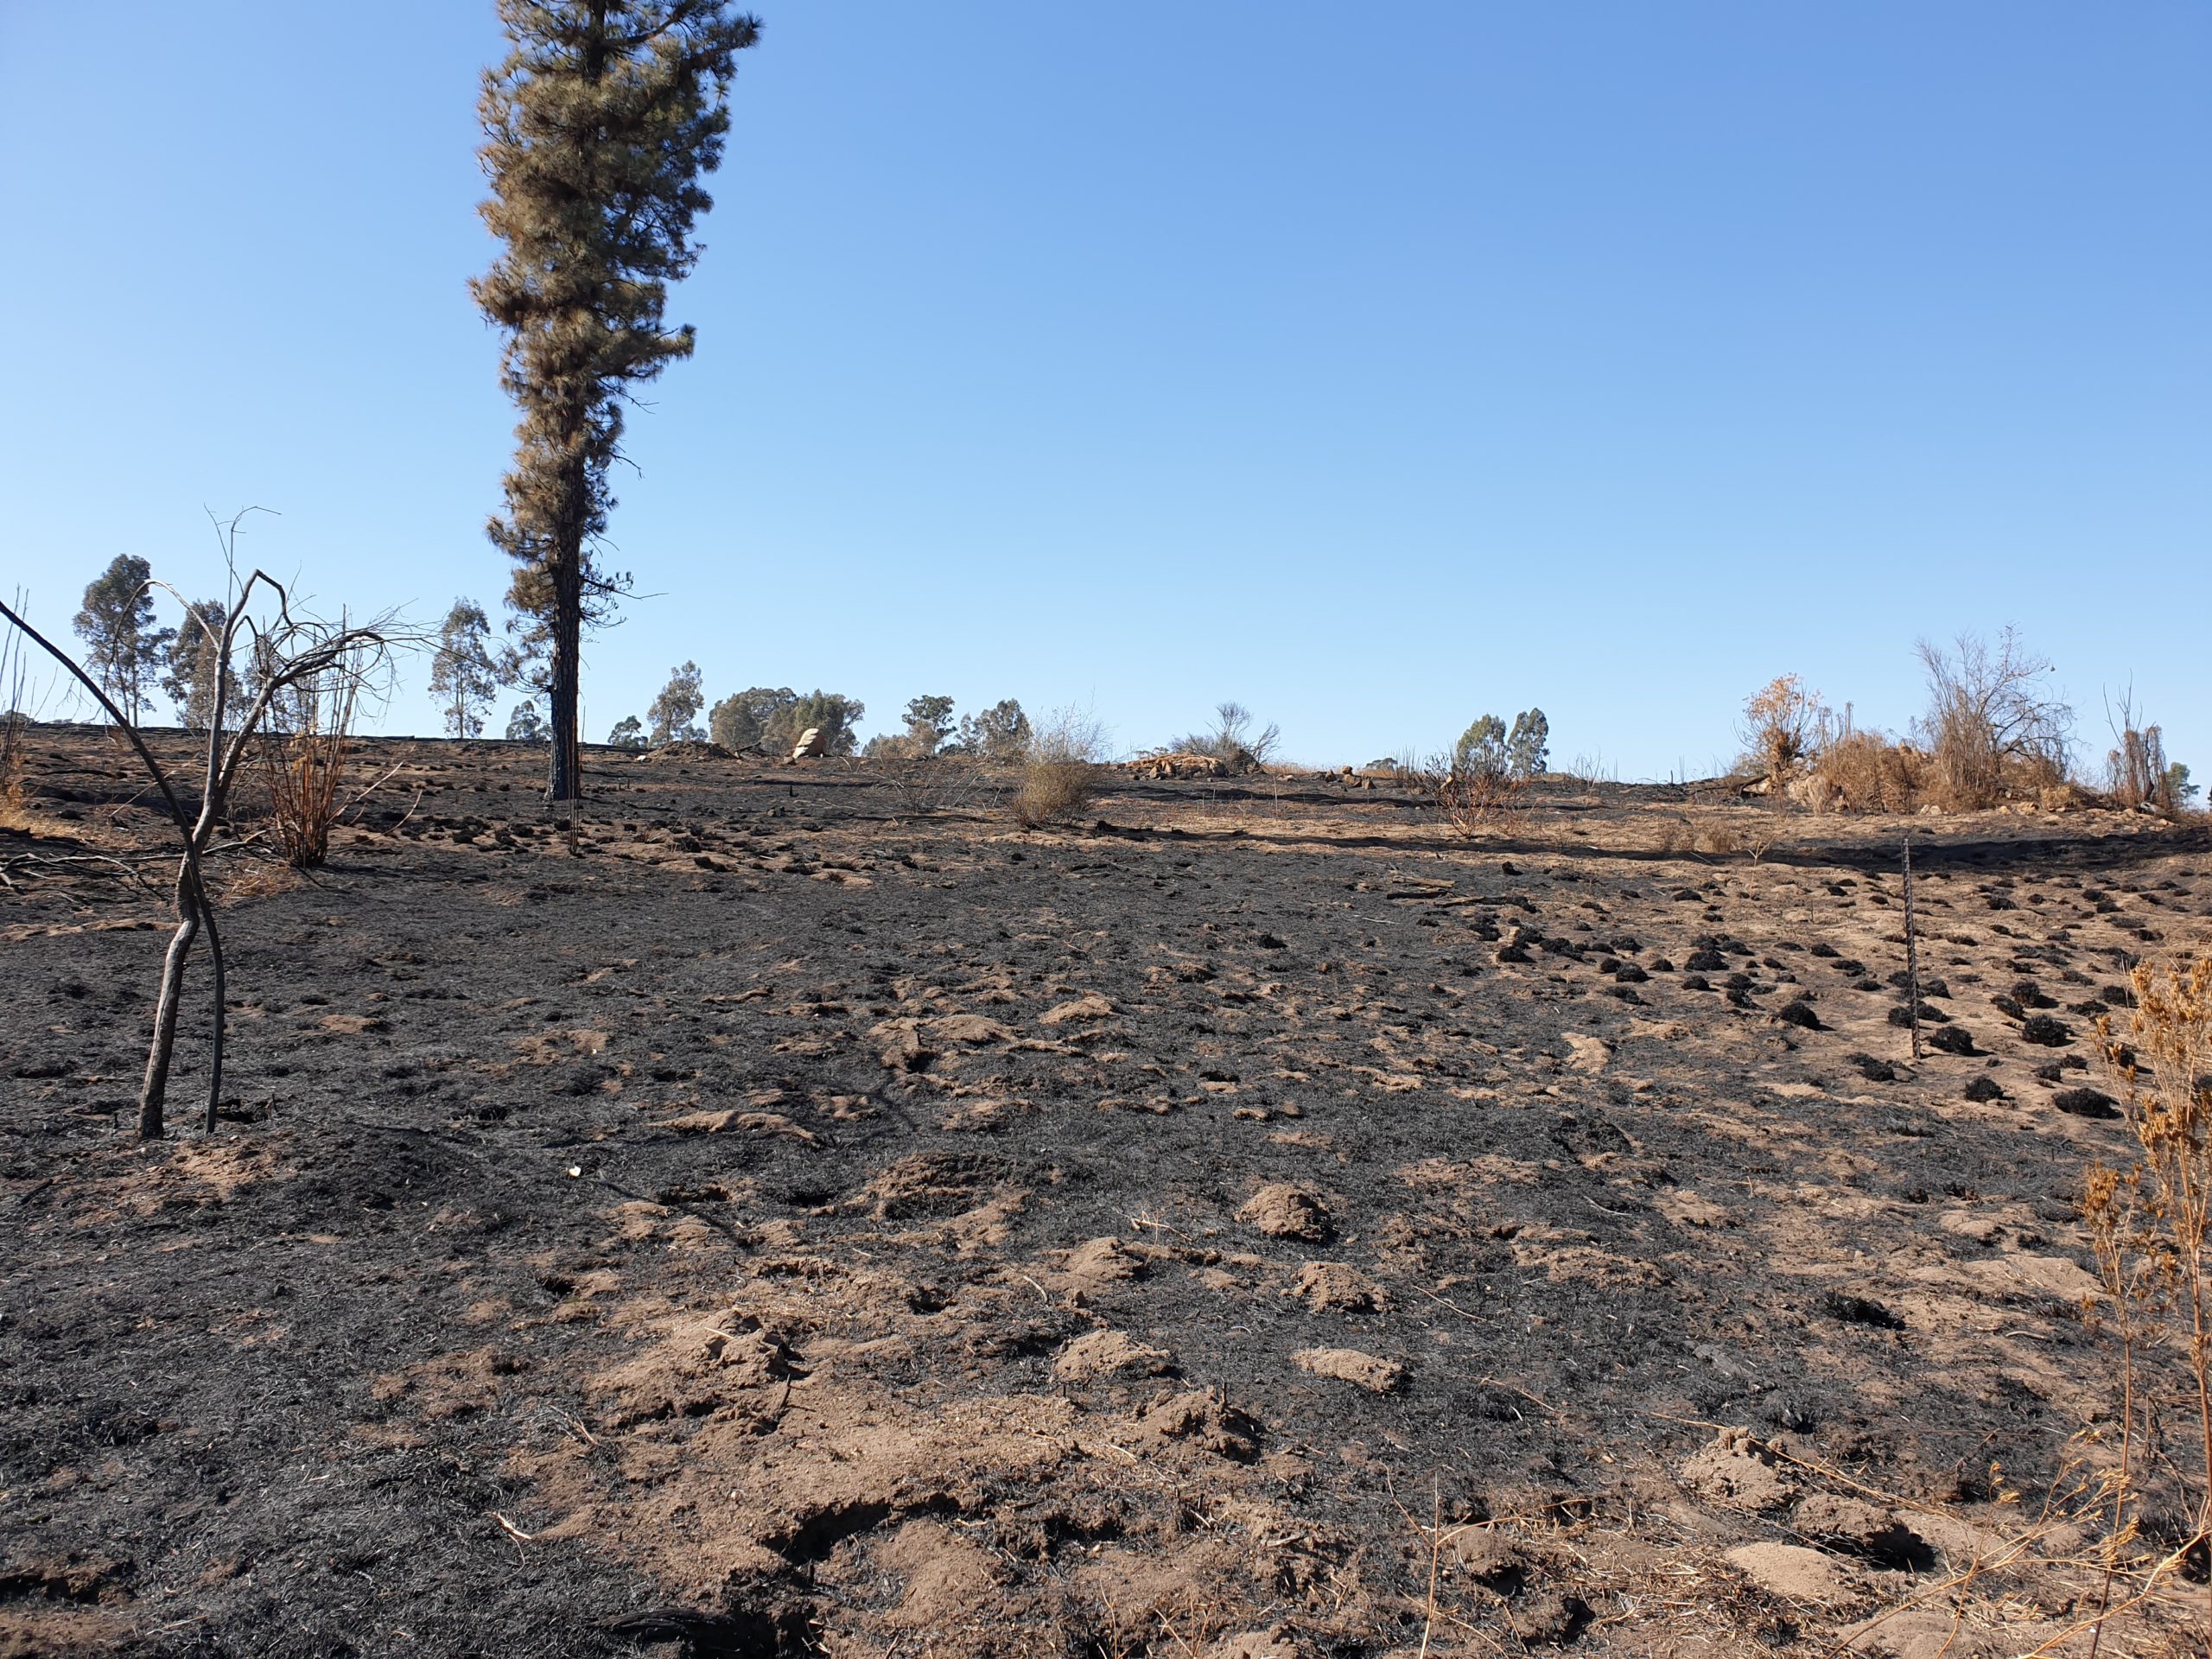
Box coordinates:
[138,863,204,1140]
[546,460,588,804]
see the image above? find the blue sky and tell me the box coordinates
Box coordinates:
[2,3,2204,778]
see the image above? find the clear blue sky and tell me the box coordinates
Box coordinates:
[3,3,2205,777]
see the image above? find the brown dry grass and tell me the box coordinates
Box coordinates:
[1812,731,1922,814]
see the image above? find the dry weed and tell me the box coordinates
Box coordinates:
[2071,955,2212,1645]
[259,660,366,868]
[1014,709,1105,829]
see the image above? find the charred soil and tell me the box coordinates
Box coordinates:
[3,729,2209,1656]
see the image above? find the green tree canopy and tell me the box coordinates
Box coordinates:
[709,685,795,751]
[955,699,1032,761]
[73,555,171,725]
[646,660,705,746]
[429,598,499,740]
[162,600,238,733]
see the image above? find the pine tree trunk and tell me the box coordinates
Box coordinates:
[546,460,588,804]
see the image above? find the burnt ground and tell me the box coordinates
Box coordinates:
[3,728,2209,1658]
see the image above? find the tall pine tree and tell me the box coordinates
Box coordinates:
[473,1,760,801]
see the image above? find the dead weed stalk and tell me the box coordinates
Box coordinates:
[2080,956,2212,1649]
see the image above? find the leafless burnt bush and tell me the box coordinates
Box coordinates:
[1013,709,1105,829]
[1916,627,2071,810]
[1412,754,1529,838]
[879,753,1001,818]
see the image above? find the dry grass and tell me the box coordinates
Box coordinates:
[1809,730,1921,813]
[1656,816,1743,857]
[1013,709,1105,828]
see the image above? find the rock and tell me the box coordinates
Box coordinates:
[1240,1183,1332,1243]
[1135,750,1232,781]
[790,726,828,760]
[1724,1541,1866,1607]
[1679,1427,1797,1512]
[1292,1261,1383,1313]
[1291,1347,1407,1394]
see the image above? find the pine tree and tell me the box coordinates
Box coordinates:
[607,715,647,750]
[428,598,499,740]
[73,556,171,726]
[473,1,762,801]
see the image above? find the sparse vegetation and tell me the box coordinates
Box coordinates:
[3,543,397,1138]
[1808,728,1919,814]
[0,594,29,824]
[258,635,374,871]
[2082,957,2212,1642]
[1014,708,1105,827]
[2105,690,2189,816]
[1169,701,1280,772]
